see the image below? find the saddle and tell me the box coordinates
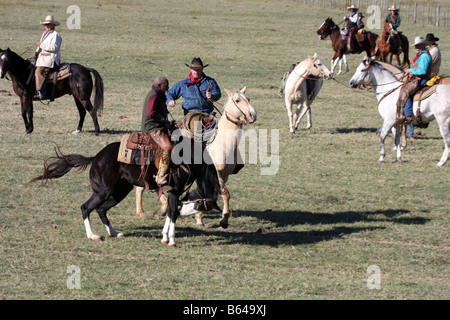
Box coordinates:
[45,63,72,83]
[117,132,164,189]
[413,77,450,102]
[412,77,450,127]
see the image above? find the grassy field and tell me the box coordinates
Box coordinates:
[0,0,449,301]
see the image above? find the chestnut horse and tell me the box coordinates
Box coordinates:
[376,20,410,68]
[0,48,103,135]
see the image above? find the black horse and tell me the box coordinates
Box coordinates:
[29,136,221,246]
[0,48,103,135]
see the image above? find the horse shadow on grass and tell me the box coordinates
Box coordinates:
[127,208,430,247]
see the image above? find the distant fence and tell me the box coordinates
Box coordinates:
[297,0,450,29]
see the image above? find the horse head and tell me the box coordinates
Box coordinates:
[317,17,334,40]
[307,53,332,79]
[224,87,257,125]
[349,57,375,88]
[0,48,11,79]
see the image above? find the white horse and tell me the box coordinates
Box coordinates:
[136,87,257,229]
[284,53,331,133]
[349,58,450,166]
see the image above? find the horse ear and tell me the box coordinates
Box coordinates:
[313,53,318,60]
[225,89,233,97]
[240,87,246,94]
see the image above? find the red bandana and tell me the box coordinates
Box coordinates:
[184,73,204,85]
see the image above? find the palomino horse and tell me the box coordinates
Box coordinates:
[284,53,331,133]
[30,138,221,247]
[349,58,450,166]
[316,17,378,75]
[376,20,410,68]
[136,87,257,229]
[0,48,103,135]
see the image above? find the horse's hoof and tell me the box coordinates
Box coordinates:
[161,239,168,245]
[72,129,81,134]
[168,243,177,248]
[26,128,33,134]
[116,233,123,238]
[136,211,146,218]
[90,235,101,241]
[219,221,229,229]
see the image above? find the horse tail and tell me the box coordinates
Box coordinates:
[29,145,93,184]
[87,68,104,117]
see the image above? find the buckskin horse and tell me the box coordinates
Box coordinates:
[0,48,103,135]
[376,20,410,68]
[29,136,221,247]
[136,87,257,229]
[316,17,378,75]
[349,58,450,166]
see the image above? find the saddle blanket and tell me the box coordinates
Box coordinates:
[45,63,71,83]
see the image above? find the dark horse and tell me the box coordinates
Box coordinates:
[376,20,410,68]
[29,135,221,247]
[0,48,103,135]
[316,17,378,75]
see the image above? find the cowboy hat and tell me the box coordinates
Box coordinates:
[411,36,429,46]
[347,5,359,10]
[388,5,400,11]
[185,57,208,69]
[40,15,60,26]
[426,33,439,42]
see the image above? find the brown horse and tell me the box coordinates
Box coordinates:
[0,48,103,135]
[376,20,410,68]
[317,17,378,75]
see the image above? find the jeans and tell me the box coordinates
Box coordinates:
[403,78,429,117]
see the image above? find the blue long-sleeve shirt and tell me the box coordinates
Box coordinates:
[166,74,221,115]
[410,49,431,77]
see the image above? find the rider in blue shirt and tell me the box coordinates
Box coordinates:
[167,57,221,115]
[398,36,431,123]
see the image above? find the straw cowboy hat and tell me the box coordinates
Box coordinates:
[40,15,60,26]
[411,36,429,46]
[185,57,209,69]
[388,5,400,11]
[347,5,359,10]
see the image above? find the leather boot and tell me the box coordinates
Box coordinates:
[155,151,170,186]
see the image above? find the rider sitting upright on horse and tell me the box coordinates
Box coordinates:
[344,5,364,53]
[34,15,62,100]
[386,5,402,55]
[397,36,431,124]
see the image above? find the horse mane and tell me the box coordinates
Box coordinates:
[373,61,406,82]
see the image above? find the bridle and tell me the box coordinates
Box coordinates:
[358,60,407,102]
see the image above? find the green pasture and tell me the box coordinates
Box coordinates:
[0,0,448,300]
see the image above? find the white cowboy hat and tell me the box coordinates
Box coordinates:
[347,5,359,10]
[388,5,400,11]
[411,36,429,46]
[40,15,60,26]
